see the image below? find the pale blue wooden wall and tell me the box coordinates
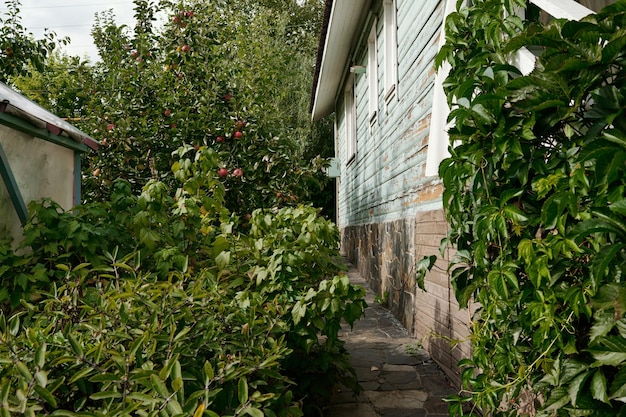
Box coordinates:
[336,0,445,229]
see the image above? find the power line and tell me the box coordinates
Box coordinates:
[0,1,134,10]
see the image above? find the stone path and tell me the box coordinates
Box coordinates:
[324,261,456,417]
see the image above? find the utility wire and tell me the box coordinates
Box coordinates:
[0,1,133,10]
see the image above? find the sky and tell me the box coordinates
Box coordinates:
[0,0,139,62]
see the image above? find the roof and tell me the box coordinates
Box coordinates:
[310,0,371,121]
[0,82,99,151]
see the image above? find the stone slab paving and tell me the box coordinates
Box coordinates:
[324,261,456,417]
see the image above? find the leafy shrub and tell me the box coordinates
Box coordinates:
[432,1,626,416]
[0,146,366,416]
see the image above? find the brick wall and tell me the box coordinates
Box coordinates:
[341,209,472,386]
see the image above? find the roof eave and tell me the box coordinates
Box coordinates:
[311,0,371,121]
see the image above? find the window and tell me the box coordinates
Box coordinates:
[345,76,356,163]
[425,0,610,176]
[368,21,378,123]
[513,0,602,75]
[383,0,397,102]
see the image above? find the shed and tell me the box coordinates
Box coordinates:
[0,81,99,245]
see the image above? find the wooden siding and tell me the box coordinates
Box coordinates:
[336,0,445,229]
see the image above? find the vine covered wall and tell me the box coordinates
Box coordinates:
[434,1,626,415]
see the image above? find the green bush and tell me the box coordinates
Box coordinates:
[0,146,366,416]
[432,1,626,416]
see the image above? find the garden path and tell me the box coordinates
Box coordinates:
[324,261,456,417]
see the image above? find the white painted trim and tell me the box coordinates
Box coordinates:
[511,47,537,76]
[383,0,398,101]
[345,75,356,163]
[368,20,378,122]
[425,0,457,177]
[529,0,594,20]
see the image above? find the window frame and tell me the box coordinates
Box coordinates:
[425,0,598,177]
[345,75,357,165]
[383,0,398,104]
[368,19,379,125]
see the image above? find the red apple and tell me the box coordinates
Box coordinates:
[216,136,225,143]
[233,131,243,139]
[218,168,228,177]
[164,108,172,117]
[181,44,191,53]
[235,120,245,130]
[106,123,115,131]
[224,93,232,101]
[233,168,243,177]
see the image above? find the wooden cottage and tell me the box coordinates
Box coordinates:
[0,82,99,245]
[310,0,612,384]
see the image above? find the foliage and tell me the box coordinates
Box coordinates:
[431,1,626,416]
[10,53,95,119]
[0,0,65,84]
[0,142,366,416]
[7,0,333,215]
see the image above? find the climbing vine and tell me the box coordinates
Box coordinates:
[434,1,626,415]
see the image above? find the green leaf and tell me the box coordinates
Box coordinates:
[150,374,169,398]
[545,387,571,411]
[49,411,78,417]
[67,334,83,357]
[35,343,46,368]
[589,339,626,366]
[126,393,158,403]
[204,361,214,381]
[591,244,625,284]
[609,199,626,217]
[8,315,20,337]
[609,366,626,402]
[568,371,589,407]
[215,251,231,270]
[238,377,248,404]
[69,367,94,384]
[291,301,306,325]
[241,407,264,417]
[89,391,123,400]
[34,385,58,408]
[602,129,626,150]
[591,369,609,404]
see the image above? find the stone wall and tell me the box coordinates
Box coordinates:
[341,209,472,386]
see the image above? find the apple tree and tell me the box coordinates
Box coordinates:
[0,0,65,84]
[73,0,331,217]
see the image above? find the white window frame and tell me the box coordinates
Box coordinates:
[368,20,378,124]
[345,75,357,164]
[512,1,595,75]
[383,0,397,103]
[425,0,597,177]
[425,0,456,177]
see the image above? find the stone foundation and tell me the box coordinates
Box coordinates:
[341,209,471,386]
